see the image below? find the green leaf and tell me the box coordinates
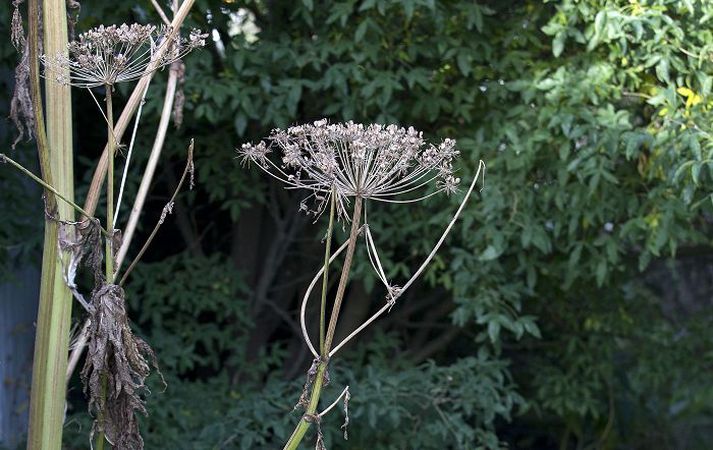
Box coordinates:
[234,114,247,136]
[595,259,607,286]
[355,19,369,41]
[655,58,671,83]
[553,32,566,57]
[479,245,502,261]
[488,320,501,343]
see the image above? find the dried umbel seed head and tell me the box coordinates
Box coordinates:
[42,23,207,88]
[238,120,461,219]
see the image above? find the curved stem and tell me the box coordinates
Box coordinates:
[319,386,349,418]
[329,161,485,357]
[300,239,350,359]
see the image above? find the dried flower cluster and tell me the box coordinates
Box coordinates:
[238,120,461,218]
[42,23,207,88]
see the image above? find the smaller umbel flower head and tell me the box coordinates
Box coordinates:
[42,23,207,88]
[238,120,461,219]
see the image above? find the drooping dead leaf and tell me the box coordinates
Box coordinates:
[82,283,162,450]
[58,218,103,310]
[10,40,34,149]
[11,0,25,50]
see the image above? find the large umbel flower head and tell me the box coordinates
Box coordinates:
[238,119,461,219]
[42,23,207,88]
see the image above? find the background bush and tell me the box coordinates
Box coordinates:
[2,0,713,448]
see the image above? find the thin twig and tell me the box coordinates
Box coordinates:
[150,0,172,26]
[114,80,152,225]
[116,61,180,269]
[118,139,194,286]
[283,200,364,450]
[0,153,108,235]
[318,386,349,418]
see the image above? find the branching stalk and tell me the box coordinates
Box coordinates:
[329,161,486,357]
[300,239,351,359]
[283,197,363,450]
[65,0,198,384]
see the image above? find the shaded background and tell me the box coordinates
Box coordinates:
[2,0,713,448]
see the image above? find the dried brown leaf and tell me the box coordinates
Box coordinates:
[66,0,80,39]
[11,0,26,50]
[10,40,34,149]
[58,218,102,309]
[82,284,162,450]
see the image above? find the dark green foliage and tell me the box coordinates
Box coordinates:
[3,0,713,449]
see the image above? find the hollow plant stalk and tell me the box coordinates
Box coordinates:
[26,0,74,448]
[283,197,363,450]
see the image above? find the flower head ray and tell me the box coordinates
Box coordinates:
[42,23,207,88]
[237,120,461,220]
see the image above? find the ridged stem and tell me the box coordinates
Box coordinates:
[26,0,74,448]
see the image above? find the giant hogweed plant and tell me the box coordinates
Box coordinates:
[238,120,486,449]
[2,1,205,448]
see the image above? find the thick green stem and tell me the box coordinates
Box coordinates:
[26,0,74,448]
[283,363,327,449]
[283,197,363,450]
[319,190,336,354]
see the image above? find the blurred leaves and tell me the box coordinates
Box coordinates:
[3,0,713,448]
